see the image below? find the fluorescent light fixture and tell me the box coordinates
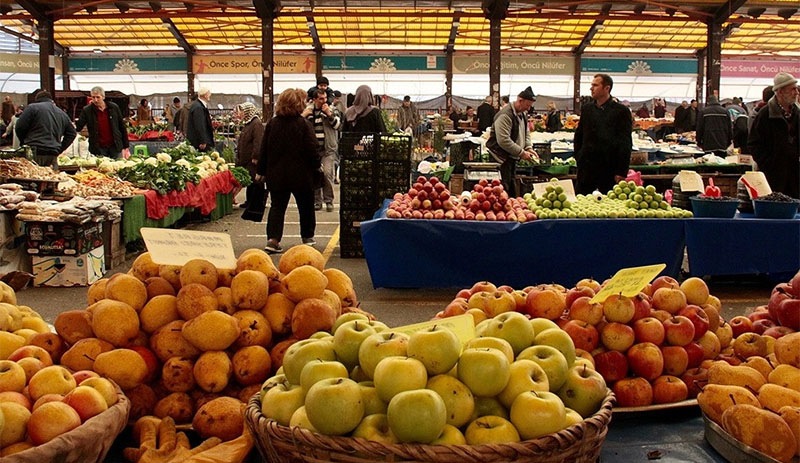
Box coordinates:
[93,48,102,54]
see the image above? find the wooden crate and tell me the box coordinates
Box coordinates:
[448,173,464,194]
[102,219,126,269]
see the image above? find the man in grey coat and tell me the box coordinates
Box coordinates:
[486,87,537,196]
[303,88,342,212]
[15,90,76,169]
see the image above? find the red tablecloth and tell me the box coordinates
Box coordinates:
[142,170,239,219]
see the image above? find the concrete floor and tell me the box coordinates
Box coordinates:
[15,186,777,325]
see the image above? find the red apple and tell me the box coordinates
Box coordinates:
[747,307,772,323]
[592,350,629,383]
[633,317,666,345]
[661,345,689,376]
[684,342,705,369]
[680,367,709,398]
[663,316,695,346]
[775,298,800,331]
[71,370,100,385]
[752,318,776,335]
[729,316,754,338]
[62,385,108,422]
[631,293,652,322]
[677,305,710,340]
[7,346,53,367]
[455,289,472,300]
[652,375,689,404]
[599,322,635,352]
[603,294,636,324]
[442,298,469,317]
[524,287,567,320]
[649,309,673,323]
[568,296,604,325]
[627,342,664,381]
[613,377,653,408]
[565,286,595,309]
[469,281,497,295]
[562,320,600,352]
[27,401,81,445]
[129,346,160,384]
[0,391,32,410]
[769,287,793,320]
[575,278,602,293]
[652,287,687,314]
[763,325,796,339]
[790,271,800,297]
[651,276,680,292]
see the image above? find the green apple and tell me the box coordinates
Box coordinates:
[510,390,566,440]
[431,424,467,445]
[476,312,536,355]
[288,405,317,431]
[350,365,370,383]
[387,389,447,443]
[282,338,337,385]
[470,396,509,421]
[457,348,510,398]
[333,320,378,370]
[310,331,333,339]
[498,359,550,408]
[557,364,608,418]
[530,318,560,336]
[299,359,349,394]
[464,415,521,445]
[305,377,365,436]
[372,357,428,403]
[351,413,398,444]
[534,329,576,367]
[261,378,306,426]
[426,374,475,428]
[259,373,288,401]
[369,320,390,332]
[358,381,388,415]
[463,337,514,364]
[357,331,410,379]
[564,407,583,427]
[332,313,370,334]
[516,344,570,392]
[407,325,461,375]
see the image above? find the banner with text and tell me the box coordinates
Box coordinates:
[69,56,187,73]
[0,53,62,74]
[722,59,800,78]
[322,55,445,72]
[453,56,574,75]
[581,58,696,75]
[192,55,316,74]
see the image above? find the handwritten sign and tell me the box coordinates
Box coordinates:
[590,264,667,304]
[742,171,772,198]
[532,179,576,202]
[677,170,704,193]
[140,228,237,269]
[393,314,476,346]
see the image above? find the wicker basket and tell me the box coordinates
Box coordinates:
[4,386,130,463]
[245,391,615,463]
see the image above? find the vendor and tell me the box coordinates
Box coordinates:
[75,86,130,159]
[457,106,481,136]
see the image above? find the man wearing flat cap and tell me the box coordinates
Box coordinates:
[748,72,800,198]
[486,86,537,196]
[574,73,633,195]
[308,76,335,105]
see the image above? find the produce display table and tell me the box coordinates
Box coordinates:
[361,200,686,288]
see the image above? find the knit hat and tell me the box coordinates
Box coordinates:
[773,72,798,92]
[518,86,536,101]
[333,90,342,98]
[237,102,258,122]
[317,76,329,86]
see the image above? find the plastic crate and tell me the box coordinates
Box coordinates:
[339,220,366,259]
[376,160,411,186]
[340,133,378,160]
[341,159,374,184]
[340,184,378,210]
[378,134,412,161]
[532,142,552,167]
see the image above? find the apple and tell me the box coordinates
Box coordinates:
[627,342,664,380]
[776,298,800,331]
[476,311,535,356]
[684,342,705,369]
[633,317,666,345]
[305,377,365,436]
[62,385,108,422]
[681,366,709,398]
[652,287,688,314]
[557,364,608,418]
[27,365,77,402]
[702,304,721,333]
[651,375,689,404]
[32,393,65,411]
[575,278,602,293]
[592,350,629,383]
[469,280,497,295]
[357,381,388,416]
[373,357,428,403]
[791,271,800,296]
[649,309,673,323]
[752,318,777,335]
[0,391,31,411]
[281,338,337,385]
[568,296,604,325]
[631,293,652,322]
[651,275,680,292]
[696,331,721,360]
[516,344,570,392]
[663,316,695,347]
[7,345,53,367]
[680,277,710,306]
[733,332,768,359]
[352,413,398,444]
[299,359,349,394]
[716,321,734,349]
[511,290,528,313]
[426,374,475,428]
[465,308,488,326]
[565,286,596,309]
[729,316,754,338]
[0,360,27,393]
[464,415,520,445]
[534,328,577,366]
[498,359,550,408]
[613,377,653,407]
[27,401,81,445]
[602,294,636,324]
[530,318,561,336]
[678,305,710,340]
[524,287,567,320]
[442,298,469,317]
[387,389,447,443]
[79,377,119,407]
[599,322,635,352]
[763,326,795,339]
[260,376,306,426]
[0,402,31,446]
[510,390,566,439]
[463,337,514,364]
[72,370,100,385]
[358,332,410,380]
[561,320,600,353]
[748,307,773,323]
[661,345,689,376]
[458,347,511,397]
[769,287,793,321]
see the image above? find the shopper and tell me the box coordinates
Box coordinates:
[332,90,345,184]
[234,102,264,210]
[75,86,130,159]
[635,103,650,119]
[136,98,152,125]
[186,88,215,152]
[396,96,420,135]
[163,97,182,131]
[727,98,749,152]
[256,88,319,254]
[754,86,774,114]
[688,99,699,128]
[458,106,481,136]
[747,72,800,199]
[573,74,633,195]
[2,95,14,126]
[177,93,195,135]
[500,95,510,108]
[15,91,77,169]
[303,88,341,212]
[545,101,563,133]
[486,86,537,197]
[342,85,386,133]
[1,105,23,148]
[653,98,667,118]
[673,101,691,133]
[476,96,495,133]
[696,96,732,153]
[307,76,334,105]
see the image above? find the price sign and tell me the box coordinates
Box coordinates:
[393,314,476,346]
[742,171,772,198]
[141,228,237,269]
[532,179,576,202]
[590,264,667,304]
[678,170,704,193]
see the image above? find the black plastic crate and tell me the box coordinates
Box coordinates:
[340,208,376,227]
[532,142,552,167]
[340,185,380,210]
[378,134,412,161]
[339,223,365,259]
[376,161,411,186]
[340,133,379,160]
[341,158,374,183]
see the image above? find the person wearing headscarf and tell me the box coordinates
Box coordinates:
[342,85,386,134]
[235,102,264,209]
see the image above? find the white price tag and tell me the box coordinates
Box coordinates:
[742,171,772,198]
[678,170,704,193]
[141,228,237,269]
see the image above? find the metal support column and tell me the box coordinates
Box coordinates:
[705,21,723,102]
[489,18,501,110]
[445,48,453,113]
[37,19,55,95]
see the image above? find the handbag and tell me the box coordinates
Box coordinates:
[241,182,268,222]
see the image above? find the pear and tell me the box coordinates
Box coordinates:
[181,310,239,351]
[193,351,232,393]
[707,361,766,391]
[281,266,328,302]
[758,383,800,413]
[721,404,797,462]
[697,383,760,425]
[93,348,148,390]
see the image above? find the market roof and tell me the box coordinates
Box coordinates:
[2,1,800,56]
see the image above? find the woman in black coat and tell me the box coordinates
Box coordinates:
[256,88,320,253]
[342,85,386,133]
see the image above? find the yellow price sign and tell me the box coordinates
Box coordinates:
[393,314,476,346]
[589,264,667,304]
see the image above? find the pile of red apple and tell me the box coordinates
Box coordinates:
[386,177,535,222]
[727,270,800,340]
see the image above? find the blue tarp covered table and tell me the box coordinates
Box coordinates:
[361,200,687,289]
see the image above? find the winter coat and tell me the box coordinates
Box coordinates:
[236,117,264,178]
[15,97,77,155]
[747,97,800,199]
[342,107,386,134]
[257,115,319,192]
[75,102,130,155]
[697,103,732,151]
[574,98,633,195]
[186,100,215,150]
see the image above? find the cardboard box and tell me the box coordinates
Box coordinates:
[101,219,125,269]
[25,221,103,256]
[32,246,105,287]
[0,211,23,246]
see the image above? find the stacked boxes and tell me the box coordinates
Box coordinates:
[339,133,411,258]
[25,221,105,286]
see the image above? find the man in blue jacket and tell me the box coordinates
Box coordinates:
[15,90,76,169]
[75,86,130,159]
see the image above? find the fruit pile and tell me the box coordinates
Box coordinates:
[728,272,800,337]
[386,177,535,222]
[698,332,800,463]
[258,309,608,445]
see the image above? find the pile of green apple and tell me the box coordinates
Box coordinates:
[530,182,572,211]
[258,311,609,446]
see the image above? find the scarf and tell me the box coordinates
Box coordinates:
[345,85,374,123]
[238,102,258,123]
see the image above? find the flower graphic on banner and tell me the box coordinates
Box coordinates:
[626,60,652,75]
[114,58,139,73]
[369,57,397,72]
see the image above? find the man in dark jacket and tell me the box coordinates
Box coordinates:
[486,87,536,197]
[574,74,633,195]
[15,90,76,169]
[75,86,130,158]
[673,101,691,133]
[186,88,215,152]
[748,72,800,198]
[476,96,495,132]
[696,96,731,153]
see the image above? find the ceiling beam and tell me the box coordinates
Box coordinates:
[572,19,603,55]
[445,10,460,52]
[162,18,195,53]
[253,0,281,19]
[305,15,322,52]
[16,0,50,22]
[712,0,747,24]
